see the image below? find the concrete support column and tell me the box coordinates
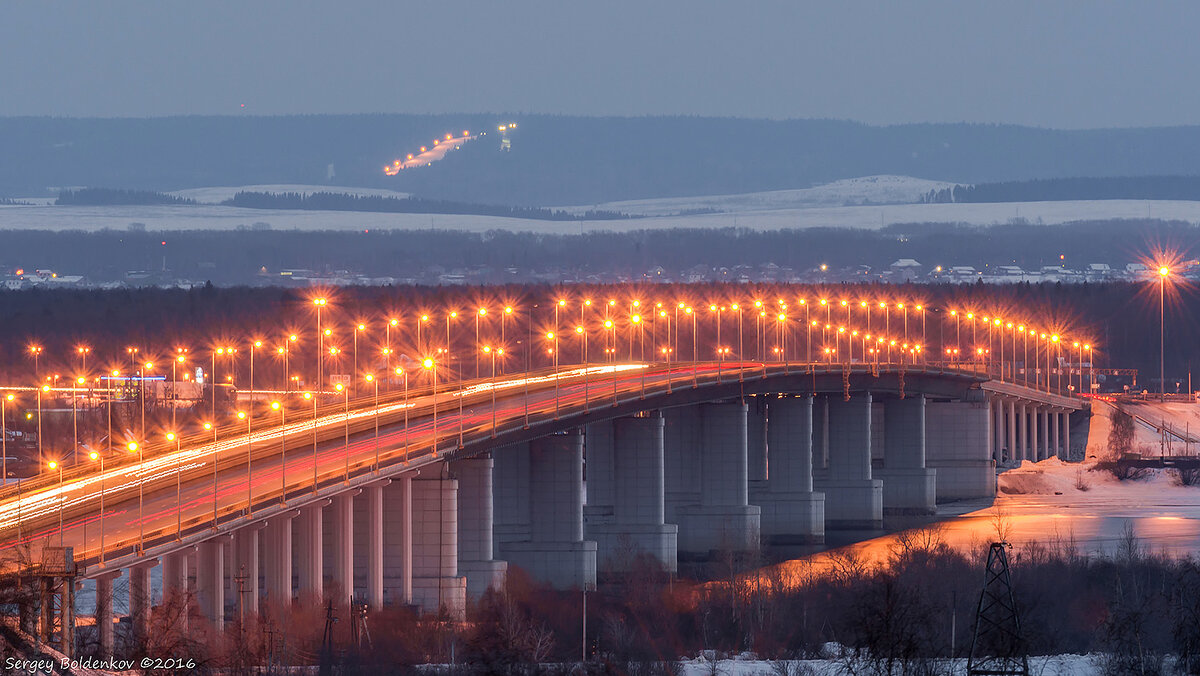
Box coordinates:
[662,407,702,525]
[813,396,830,470]
[499,431,598,588]
[296,503,324,602]
[1063,411,1072,461]
[992,398,1005,463]
[366,483,385,610]
[747,396,769,484]
[1040,408,1050,461]
[94,571,121,659]
[815,394,883,529]
[678,402,762,552]
[232,527,259,618]
[411,476,467,617]
[1030,406,1041,461]
[1051,409,1061,460]
[385,476,414,607]
[494,442,531,548]
[452,456,507,597]
[330,493,355,605]
[1006,400,1017,465]
[589,413,678,572]
[583,420,616,528]
[129,562,154,644]
[263,514,293,608]
[196,540,224,632]
[1016,403,1027,462]
[752,395,825,544]
[878,395,936,515]
[161,550,189,633]
[925,398,997,500]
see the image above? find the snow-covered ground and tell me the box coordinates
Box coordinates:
[2,175,1200,233]
[1,198,1199,234]
[552,175,957,216]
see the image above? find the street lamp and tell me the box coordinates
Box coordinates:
[1,393,12,485]
[271,400,286,503]
[1159,265,1170,401]
[365,374,380,471]
[354,323,366,396]
[47,459,64,546]
[237,409,252,514]
[29,345,43,380]
[128,440,145,553]
[87,449,106,564]
[304,391,317,493]
[424,358,438,455]
[167,432,182,539]
[37,384,49,470]
[314,297,328,395]
[483,347,503,436]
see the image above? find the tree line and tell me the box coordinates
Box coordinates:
[923,175,1200,203]
[222,190,630,221]
[56,188,197,206]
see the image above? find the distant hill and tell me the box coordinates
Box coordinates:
[7,115,1200,205]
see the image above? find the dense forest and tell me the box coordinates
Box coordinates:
[56,188,196,206]
[923,175,1200,203]
[7,115,1200,205]
[0,219,1194,285]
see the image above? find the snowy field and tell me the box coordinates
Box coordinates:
[3,175,1200,233]
[551,175,958,216]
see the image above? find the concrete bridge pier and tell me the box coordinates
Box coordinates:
[815,394,883,529]
[161,550,189,633]
[1039,407,1051,461]
[1017,402,1028,462]
[877,395,937,515]
[751,395,825,544]
[129,561,156,643]
[410,476,467,618]
[497,432,597,589]
[1049,409,1060,460]
[451,455,508,597]
[381,477,414,608]
[677,402,762,553]
[295,501,326,603]
[326,491,357,605]
[195,539,224,632]
[94,570,121,659]
[232,525,260,618]
[262,512,294,610]
[1061,410,1072,460]
[925,397,996,500]
[589,413,678,572]
[1006,399,1017,464]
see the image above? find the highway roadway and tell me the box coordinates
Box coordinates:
[0,360,757,573]
[0,359,1003,575]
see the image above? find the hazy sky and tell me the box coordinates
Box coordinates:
[3,1,1199,128]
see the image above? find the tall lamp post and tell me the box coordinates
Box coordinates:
[1159,265,1170,401]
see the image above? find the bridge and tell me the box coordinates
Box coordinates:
[0,358,1087,657]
